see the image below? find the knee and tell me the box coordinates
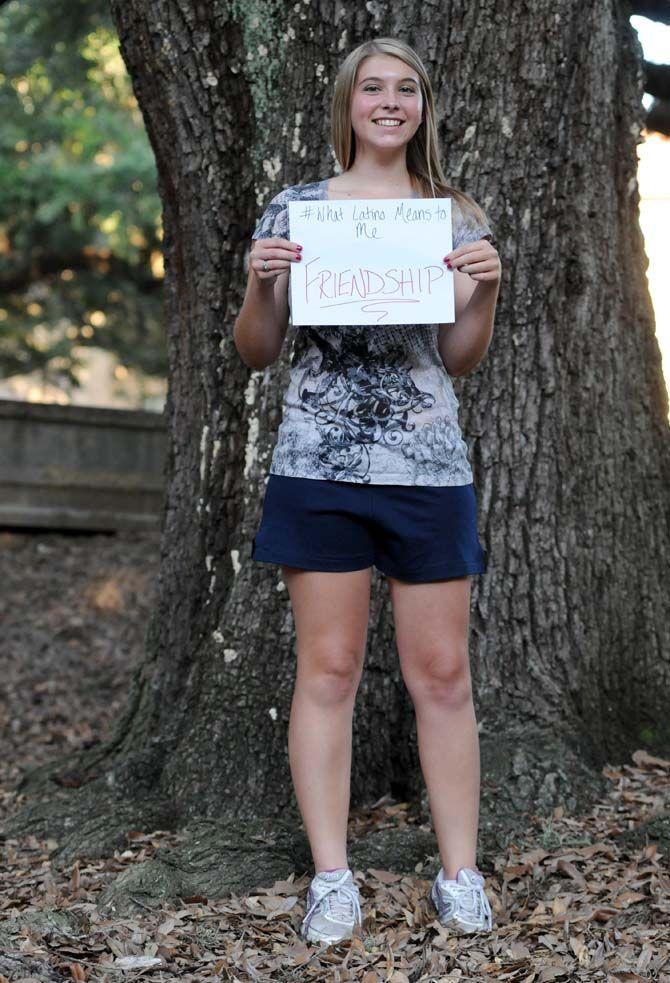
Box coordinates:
[404,651,473,709]
[297,648,363,706]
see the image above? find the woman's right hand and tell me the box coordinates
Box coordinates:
[250,237,302,282]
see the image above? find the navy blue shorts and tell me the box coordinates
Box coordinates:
[251,475,487,582]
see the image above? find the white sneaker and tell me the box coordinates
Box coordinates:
[430,866,494,934]
[300,867,362,945]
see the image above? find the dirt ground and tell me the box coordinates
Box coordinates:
[0,527,668,982]
[0,527,160,819]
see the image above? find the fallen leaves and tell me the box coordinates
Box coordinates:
[1,530,669,981]
[3,815,668,983]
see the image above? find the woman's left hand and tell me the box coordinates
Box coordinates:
[444,240,501,283]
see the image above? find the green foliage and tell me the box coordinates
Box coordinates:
[0,0,166,400]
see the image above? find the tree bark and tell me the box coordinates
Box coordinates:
[5,0,669,877]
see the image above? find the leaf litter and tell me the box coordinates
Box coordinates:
[0,529,668,981]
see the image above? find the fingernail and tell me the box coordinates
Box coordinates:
[296,245,303,251]
[445,259,452,268]
[296,254,302,260]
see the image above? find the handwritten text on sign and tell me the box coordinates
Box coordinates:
[288,197,454,326]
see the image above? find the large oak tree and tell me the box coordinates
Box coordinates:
[6,0,670,900]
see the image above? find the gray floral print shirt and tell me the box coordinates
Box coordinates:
[251,178,495,486]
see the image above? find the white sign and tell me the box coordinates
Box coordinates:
[288,197,454,326]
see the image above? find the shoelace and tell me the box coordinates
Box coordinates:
[437,879,493,929]
[302,880,362,930]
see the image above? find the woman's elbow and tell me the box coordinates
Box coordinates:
[232,323,259,370]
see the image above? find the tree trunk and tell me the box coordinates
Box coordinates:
[7,0,669,875]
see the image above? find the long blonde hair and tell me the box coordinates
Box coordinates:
[331,38,489,227]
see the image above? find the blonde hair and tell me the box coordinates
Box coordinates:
[331,38,489,227]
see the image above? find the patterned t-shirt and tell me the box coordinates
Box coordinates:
[251,178,495,486]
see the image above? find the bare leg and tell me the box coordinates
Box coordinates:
[388,575,479,879]
[282,565,372,873]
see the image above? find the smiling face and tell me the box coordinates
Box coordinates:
[350,53,423,153]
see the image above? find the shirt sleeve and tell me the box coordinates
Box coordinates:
[452,197,498,252]
[251,187,291,241]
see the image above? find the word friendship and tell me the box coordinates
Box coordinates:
[302,257,446,306]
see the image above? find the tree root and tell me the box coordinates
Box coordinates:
[1,776,177,865]
[0,726,610,912]
[0,951,67,981]
[98,820,439,914]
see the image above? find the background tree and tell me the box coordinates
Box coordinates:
[4,0,670,902]
[0,0,165,392]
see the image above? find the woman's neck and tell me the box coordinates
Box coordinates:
[329,170,415,197]
[338,144,412,194]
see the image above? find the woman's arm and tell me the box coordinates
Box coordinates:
[233,237,301,370]
[437,238,501,376]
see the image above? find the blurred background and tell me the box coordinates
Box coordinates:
[0,4,668,416]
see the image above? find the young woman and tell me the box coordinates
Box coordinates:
[234,37,500,946]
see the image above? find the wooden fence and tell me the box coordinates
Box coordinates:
[0,399,166,531]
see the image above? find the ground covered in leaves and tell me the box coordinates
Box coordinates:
[0,528,668,982]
